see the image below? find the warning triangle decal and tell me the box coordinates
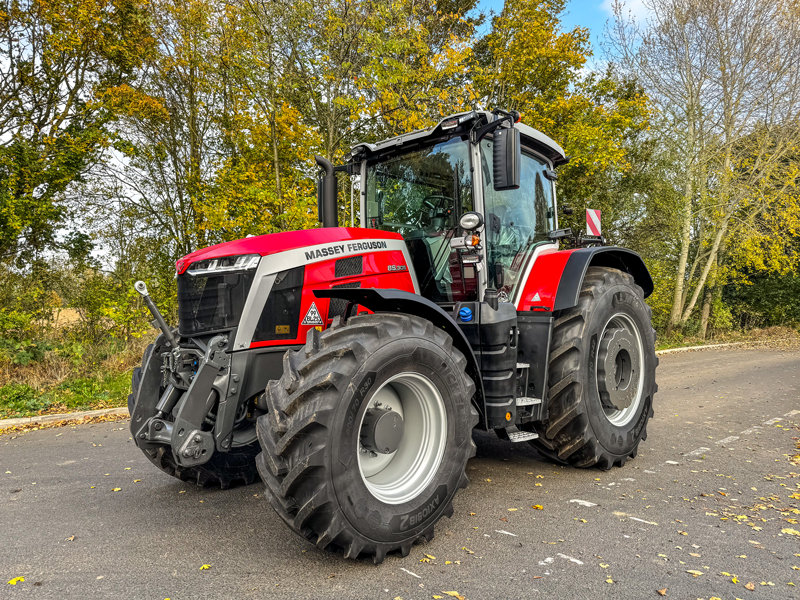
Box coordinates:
[301,301,324,325]
[532,292,541,302]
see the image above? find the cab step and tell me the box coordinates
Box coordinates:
[516,396,541,406]
[507,429,539,442]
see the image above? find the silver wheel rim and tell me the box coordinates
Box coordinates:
[357,373,447,505]
[595,312,645,427]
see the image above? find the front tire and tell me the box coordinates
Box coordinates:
[256,313,478,563]
[531,267,658,469]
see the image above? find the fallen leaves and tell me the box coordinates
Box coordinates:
[686,570,704,577]
[782,528,800,536]
[657,589,667,597]
[0,412,129,436]
[442,592,465,600]
[7,577,24,585]
[531,505,543,510]
[462,547,474,555]
[745,582,755,590]
[199,564,211,570]
[111,488,121,492]
[605,578,614,584]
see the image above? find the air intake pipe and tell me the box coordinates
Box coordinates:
[315,155,338,228]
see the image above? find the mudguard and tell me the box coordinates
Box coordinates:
[553,247,653,311]
[313,287,488,429]
[518,247,653,312]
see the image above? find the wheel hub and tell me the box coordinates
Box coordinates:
[356,373,447,505]
[360,407,404,455]
[597,325,640,411]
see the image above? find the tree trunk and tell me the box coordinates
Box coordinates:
[667,166,694,334]
[699,285,712,339]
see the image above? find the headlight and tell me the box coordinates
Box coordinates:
[186,254,260,276]
[460,212,484,231]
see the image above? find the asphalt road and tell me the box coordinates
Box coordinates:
[2,347,799,600]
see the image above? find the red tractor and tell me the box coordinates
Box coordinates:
[129,109,657,563]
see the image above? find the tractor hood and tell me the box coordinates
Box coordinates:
[176,228,403,274]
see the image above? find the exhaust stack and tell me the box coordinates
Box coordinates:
[315,155,338,228]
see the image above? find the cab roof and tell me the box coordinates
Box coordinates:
[351,110,568,166]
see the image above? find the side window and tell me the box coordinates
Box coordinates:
[481,140,556,297]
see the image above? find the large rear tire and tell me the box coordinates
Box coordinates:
[531,267,658,469]
[129,341,260,489]
[256,313,478,563]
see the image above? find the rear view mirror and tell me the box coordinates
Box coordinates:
[493,127,521,191]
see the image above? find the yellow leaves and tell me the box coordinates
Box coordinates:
[442,592,464,599]
[686,570,704,577]
[111,487,121,492]
[657,589,667,596]
[531,505,544,510]
[605,578,614,584]
[508,508,518,512]
[678,531,688,536]
[462,547,474,554]
[7,577,24,585]
[599,563,609,569]
[199,564,211,570]
[745,582,755,590]
[420,554,436,563]
[782,528,800,536]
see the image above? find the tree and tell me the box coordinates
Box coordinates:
[609,0,800,334]
[0,0,154,262]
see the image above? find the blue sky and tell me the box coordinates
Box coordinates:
[477,0,648,49]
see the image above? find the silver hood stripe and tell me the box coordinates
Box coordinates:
[233,238,416,350]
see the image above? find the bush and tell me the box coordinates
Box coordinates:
[0,383,55,417]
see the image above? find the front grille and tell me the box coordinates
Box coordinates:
[335,256,363,278]
[329,282,361,319]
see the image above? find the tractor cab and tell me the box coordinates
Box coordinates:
[351,110,567,309]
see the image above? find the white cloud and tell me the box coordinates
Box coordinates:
[600,0,651,23]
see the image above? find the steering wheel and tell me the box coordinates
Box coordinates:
[422,195,453,210]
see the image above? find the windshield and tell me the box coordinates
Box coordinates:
[366,137,477,303]
[480,139,556,300]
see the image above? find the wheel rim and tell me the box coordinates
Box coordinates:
[595,313,645,427]
[357,373,447,505]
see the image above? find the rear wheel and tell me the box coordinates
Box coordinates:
[256,313,478,563]
[129,340,260,489]
[531,267,657,469]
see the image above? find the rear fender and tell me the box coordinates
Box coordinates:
[518,247,653,312]
[553,248,653,311]
[313,288,488,429]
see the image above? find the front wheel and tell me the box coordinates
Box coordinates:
[256,313,478,563]
[531,266,658,469]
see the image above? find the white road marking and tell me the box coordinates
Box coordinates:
[557,553,584,565]
[496,530,517,537]
[716,436,739,445]
[763,417,783,425]
[644,470,657,474]
[620,478,636,482]
[400,568,421,579]
[685,447,710,457]
[741,426,762,434]
[613,511,658,525]
[539,557,555,566]
[570,499,597,507]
